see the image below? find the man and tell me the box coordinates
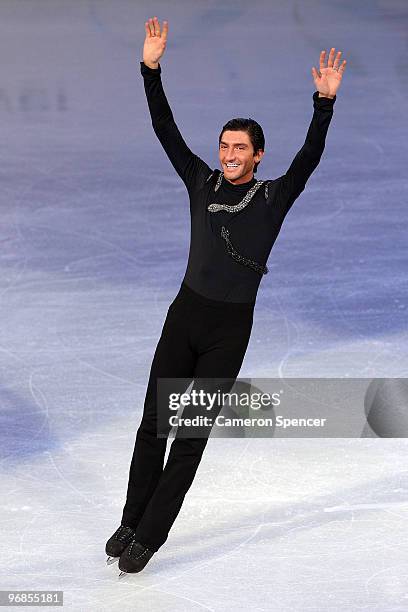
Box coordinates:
[106,16,347,575]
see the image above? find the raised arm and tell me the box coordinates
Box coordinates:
[141,17,211,192]
[275,47,347,218]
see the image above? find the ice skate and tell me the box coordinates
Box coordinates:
[118,541,155,576]
[105,525,136,565]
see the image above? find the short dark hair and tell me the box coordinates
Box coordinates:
[219,118,265,174]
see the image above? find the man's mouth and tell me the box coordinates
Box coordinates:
[225,163,240,170]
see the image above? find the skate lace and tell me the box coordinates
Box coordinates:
[127,541,151,559]
[112,525,135,543]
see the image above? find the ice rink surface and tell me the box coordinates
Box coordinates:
[1,0,407,609]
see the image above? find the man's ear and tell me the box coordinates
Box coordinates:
[255,149,264,163]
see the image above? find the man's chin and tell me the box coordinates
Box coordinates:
[225,172,249,185]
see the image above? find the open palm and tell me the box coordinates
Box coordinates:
[143,16,169,66]
[312,48,347,97]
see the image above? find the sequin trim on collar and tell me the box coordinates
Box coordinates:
[208,173,264,213]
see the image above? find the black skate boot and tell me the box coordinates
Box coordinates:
[118,541,155,576]
[105,525,136,565]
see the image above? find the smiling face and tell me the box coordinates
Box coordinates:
[219,130,264,185]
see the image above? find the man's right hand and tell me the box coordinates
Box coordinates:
[143,16,168,69]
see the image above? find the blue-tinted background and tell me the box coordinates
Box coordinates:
[1,1,407,609]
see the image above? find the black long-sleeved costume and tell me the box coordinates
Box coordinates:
[140,61,336,303]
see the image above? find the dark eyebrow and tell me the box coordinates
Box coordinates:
[219,141,248,147]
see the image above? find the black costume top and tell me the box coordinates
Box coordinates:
[140,61,336,303]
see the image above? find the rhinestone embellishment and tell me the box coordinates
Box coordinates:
[208,173,264,213]
[264,182,269,200]
[214,171,223,192]
[220,226,268,275]
[206,170,268,276]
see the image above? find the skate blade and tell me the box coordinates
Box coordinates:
[106,556,118,565]
[118,571,127,579]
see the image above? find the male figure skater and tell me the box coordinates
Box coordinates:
[106,16,347,575]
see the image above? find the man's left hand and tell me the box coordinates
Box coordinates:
[312,48,347,98]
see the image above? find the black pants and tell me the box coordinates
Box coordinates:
[121,281,255,551]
